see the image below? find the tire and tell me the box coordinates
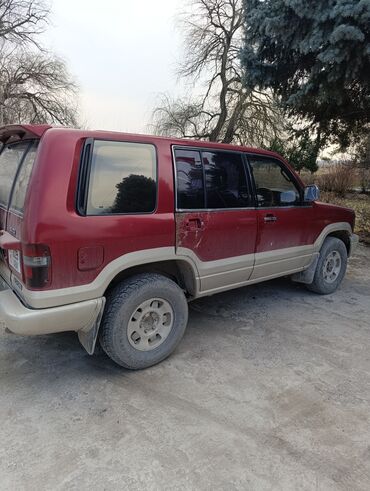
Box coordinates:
[99,273,188,369]
[306,237,348,295]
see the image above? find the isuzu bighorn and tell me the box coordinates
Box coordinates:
[0,125,358,369]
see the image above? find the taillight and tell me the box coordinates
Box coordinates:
[22,244,51,289]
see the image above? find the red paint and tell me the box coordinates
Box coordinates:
[255,206,316,253]
[176,210,257,261]
[0,125,355,292]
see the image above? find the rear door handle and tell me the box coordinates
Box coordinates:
[264,214,277,223]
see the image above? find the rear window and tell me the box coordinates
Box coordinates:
[202,151,251,208]
[86,140,157,215]
[10,141,39,213]
[0,141,31,209]
[174,147,252,210]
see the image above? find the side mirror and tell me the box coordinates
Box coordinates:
[304,184,320,202]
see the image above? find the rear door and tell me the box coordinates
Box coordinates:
[246,154,315,280]
[0,141,30,229]
[0,140,38,281]
[174,147,258,294]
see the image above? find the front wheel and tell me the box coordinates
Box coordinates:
[99,273,188,369]
[306,237,348,295]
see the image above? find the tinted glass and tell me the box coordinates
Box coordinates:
[202,151,250,208]
[10,141,39,213]
[87,140,157,215]
[175,149,204,209]
[249,157,301,207]
[0,141,30,208]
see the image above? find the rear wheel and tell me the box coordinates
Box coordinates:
[306,237,347,295]
[99,273,188,369]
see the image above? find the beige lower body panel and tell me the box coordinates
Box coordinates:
[178,244,314,295]
[176,247,255,293]
[194,265,308,298]
[201,265,254,292]
[0,276,104,336]
[250,246,313,281]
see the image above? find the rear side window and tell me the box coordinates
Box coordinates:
[202,151,251,208]
[174,149,204,209]
[10,141,39,213]
[174,147,251,210]
[86,140,157,215]
[0,141,30,209]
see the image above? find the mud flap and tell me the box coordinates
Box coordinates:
[78,297,106,355]
[291,253,319,285]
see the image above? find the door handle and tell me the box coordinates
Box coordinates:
[264,214,277,223]
[185,218,204,231]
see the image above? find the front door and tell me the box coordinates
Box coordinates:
[246,154,315,280]
[174,147,258,294]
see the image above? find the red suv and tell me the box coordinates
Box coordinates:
[0,125,358,369]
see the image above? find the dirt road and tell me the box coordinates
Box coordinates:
[1,245,370,490]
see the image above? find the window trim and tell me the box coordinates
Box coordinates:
[76,138,159,217]
[244,153,306,209]
[172,145,255,212]
[173,147,204,211]
[76,137,94,216]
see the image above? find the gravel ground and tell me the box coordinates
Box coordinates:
[1,244,370,491]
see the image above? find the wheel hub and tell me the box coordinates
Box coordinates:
[127,298,174,351]
[140,312,160,332]
[323,250,342,284]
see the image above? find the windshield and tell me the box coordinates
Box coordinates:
[0,140,38,212]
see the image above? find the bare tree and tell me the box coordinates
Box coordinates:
[0,0,79,126]
[0,50,78,126]
[0,0,48,46]
[152,0,283,146]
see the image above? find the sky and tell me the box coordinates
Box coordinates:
[43,0,185,133]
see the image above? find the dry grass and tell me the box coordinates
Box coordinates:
[317,165,356,196]
[301,164,356,195]
[300,163,370,244]
[320,191,370,244]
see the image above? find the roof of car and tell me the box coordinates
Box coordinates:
[0,124,280,158]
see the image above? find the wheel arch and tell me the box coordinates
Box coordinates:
[326,230,351,254]
[314,222,352,255]
[104,259,198,299]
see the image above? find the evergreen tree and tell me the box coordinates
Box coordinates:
[242,0,370,147]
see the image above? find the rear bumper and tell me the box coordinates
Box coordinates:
[0,276,105,337]
[349,233,359,257]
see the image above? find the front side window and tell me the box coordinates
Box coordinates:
[86,140,157,215]
[249,156,301,207]
[0,141,30,208]
[202,151,251,208]
[175,149,204,209]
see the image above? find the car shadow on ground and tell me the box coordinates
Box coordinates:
[0,275,314,380]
